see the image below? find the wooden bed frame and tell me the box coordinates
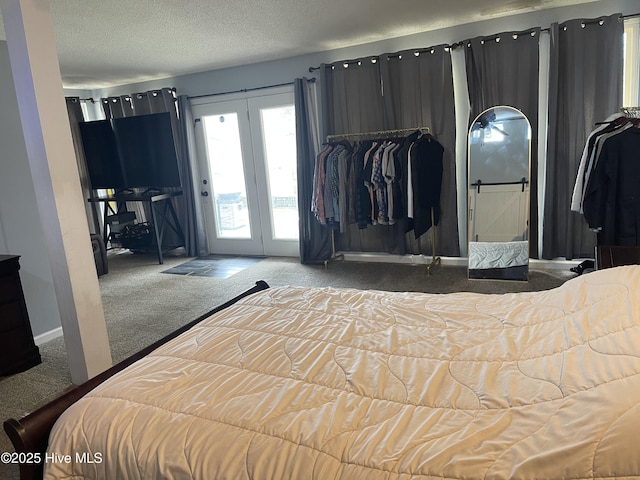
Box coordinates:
[3,280,270,480]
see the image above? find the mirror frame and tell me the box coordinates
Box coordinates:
[467,105,531,281]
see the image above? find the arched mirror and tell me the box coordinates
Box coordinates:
[468,106,531,281]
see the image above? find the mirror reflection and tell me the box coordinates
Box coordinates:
[468,106,531,281]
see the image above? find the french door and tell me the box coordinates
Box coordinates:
[192,87,299,257]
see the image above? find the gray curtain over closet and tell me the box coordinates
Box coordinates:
[465,27,541,258]
[320,59,389,254]
[295,78,331,263]
[542,14,624,260]
[320,51,458,256]
[65,97,101,235]
[320,58,385,138]
[101,88,205,256]
[380,46,459,257]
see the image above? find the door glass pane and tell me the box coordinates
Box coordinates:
[260,105,299,239]
[203,114,250,239]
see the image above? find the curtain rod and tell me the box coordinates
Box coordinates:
[308,12,639,73]
[78,87,177,104]
[187,79,315,100]
[78,80,318,103]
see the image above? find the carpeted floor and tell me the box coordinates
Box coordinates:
[0,250,577,479]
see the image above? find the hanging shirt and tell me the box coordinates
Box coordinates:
[571,113,624,213]
[311,144,333,224]
[582,126,640,245]
[411,135,445,240]
[407,142,416,219]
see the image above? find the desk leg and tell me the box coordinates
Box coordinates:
[102,205,109,249]
[149,201,163,264]
[166,201,186,248]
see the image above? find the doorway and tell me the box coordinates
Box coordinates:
[192,87,299,257]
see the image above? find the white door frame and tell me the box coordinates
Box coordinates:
[191,86,299,257]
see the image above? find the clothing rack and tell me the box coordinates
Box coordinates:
[621,106,640,118]
[426,207,441,275]
[324,230,344,269]
[572,110,640,275]
[323,126,440,275]
[326,126,430,142]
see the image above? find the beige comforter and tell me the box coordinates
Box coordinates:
[46,265,640,479]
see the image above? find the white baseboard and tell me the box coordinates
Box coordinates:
[34,326,63,346]
[341,252,467,266]
[339,252,581,270]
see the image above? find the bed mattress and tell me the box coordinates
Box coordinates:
[45,266,640,479]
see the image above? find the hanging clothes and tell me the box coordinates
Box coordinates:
[410,134,445,239]
[571,112,625,213]
[577,115,640,246]
[313,129,444,240]
[311,144,332,225]
[398,131,421,231]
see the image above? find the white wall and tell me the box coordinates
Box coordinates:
[0,40,62,337]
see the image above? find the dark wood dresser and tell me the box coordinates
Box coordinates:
[0,255,42,375]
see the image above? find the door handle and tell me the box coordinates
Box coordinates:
[201,191,209,197]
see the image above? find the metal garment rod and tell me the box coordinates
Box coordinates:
[326,126,430,142]
[620,106,640,118]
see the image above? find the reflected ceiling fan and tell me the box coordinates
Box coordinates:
[475,111,509,136]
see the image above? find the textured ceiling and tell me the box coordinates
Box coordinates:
[0,0,603,89]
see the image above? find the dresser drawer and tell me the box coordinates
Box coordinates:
[0,275,21,304]
[0,255,41,375]
[0,300,23,332]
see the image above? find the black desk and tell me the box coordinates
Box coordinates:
[89,191,186,264]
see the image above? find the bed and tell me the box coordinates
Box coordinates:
[5,266,640,479]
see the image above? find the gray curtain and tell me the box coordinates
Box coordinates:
[177,96,208,257]
[465,27,541,258]
[542,14,624,260]
[380,45,459,257]
[65,97,101,235]
[320,58,385,139]
[295,77,331,263]
[320,53,459,256]
[101,95,134,118]
[101,88,193,252]
[319,59,391,254]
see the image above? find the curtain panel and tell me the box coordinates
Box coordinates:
[542,14,624,260]
[320,58,386,138]
[319,50,459,256]
[380,46,459,257]
[177,96,208,257]
[464,27,541,258]
[101,88,205,255]
[65,97,101,235]
[295,78,331,263]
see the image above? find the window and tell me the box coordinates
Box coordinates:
[623,17,640,107]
